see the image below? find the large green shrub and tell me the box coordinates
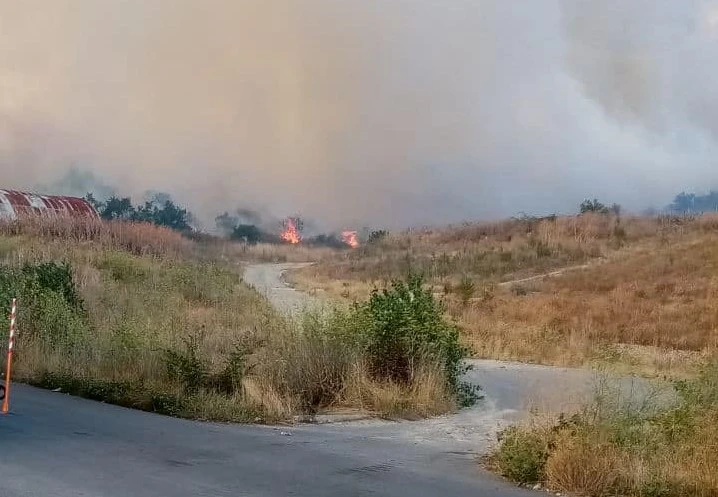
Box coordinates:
[352,273,477,403]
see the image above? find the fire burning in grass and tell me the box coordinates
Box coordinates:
[342,230,359,249]
[280,217,301,244]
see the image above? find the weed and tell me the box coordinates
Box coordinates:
[164,332,209,393]
[492,362,718,497]
[494,425,550,484]
[455,276,476,306]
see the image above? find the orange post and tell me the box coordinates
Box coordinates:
[2,298,17,414]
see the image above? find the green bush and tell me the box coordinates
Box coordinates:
[0,261,89,349]
[212,348,249,395]
[96,252,149,283]
[22,261,83,310]
[351,273,478,404]
[164,332,209,393]
[455,276,476,306]
[164,332,253,396]
[495,426,551,484]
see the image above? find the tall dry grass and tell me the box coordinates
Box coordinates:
[454,233,718,376]
[492,361,718,497]
[0,223,457,422]
[0,216,191,257]
[224,241,338,263]
[291,213,718,377]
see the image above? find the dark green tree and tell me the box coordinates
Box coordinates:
[231,224,262,244]
[580,198,610,214]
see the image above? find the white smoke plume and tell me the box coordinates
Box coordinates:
[1,1,717,229]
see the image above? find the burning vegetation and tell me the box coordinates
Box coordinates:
[278,216,359,249]
[280,217,302,244]
[341,230,359,249]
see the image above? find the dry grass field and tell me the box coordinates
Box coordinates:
[289,213,718,377]
[0,217,461,422]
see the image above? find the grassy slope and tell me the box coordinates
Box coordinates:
[0,218,459,422]
[290,213,718,378]
[1,230,280,421]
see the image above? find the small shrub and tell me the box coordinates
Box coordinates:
[96,252,149,283]
[212,347,249,395]
[545,430,622,496]
[151,393,186,417]
[367,230,389,244]
[495,426,551,484]
[269,323,355,413]
[164,332,209,393]
[22,261,83,310]
[455,276,476,306]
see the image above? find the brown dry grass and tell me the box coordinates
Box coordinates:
[289,213,718,377]
[493,362,718,496]
[343,362,455,419]
[545,430,624,496]
[456,234,718,377]
[0,216,191,257]
[0,219,455,422]
[224,241,339,263]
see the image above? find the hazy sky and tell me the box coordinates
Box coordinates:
[2,1,718,229]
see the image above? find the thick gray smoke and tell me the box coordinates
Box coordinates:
[1,1,717,229]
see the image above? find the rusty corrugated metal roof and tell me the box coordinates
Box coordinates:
[0,189,99,220]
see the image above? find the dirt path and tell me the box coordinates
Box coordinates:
[242,262,663,454]
[497,262,594,287]
[243,262,324,316]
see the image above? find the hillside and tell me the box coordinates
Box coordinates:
[290,213,718,377]
[0,216,471,421]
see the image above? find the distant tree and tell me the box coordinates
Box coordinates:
[308,233,345,249]
[215,211,266,244]
[367,230,389,244]
[134,198,192,232]
[230,224,262,245]
[88,192,193,232]
[580,198,610,215]
[100,196,136,221]
[670,192,696,213]
[215,212,238,234]
[84,192,103,211]
[669,191,718,214]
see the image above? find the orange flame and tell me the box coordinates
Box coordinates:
[281,217,301,244]
[342,230,359,249]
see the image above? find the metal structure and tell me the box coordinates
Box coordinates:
[0,189,99,220]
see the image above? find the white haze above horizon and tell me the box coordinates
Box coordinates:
[2,0,718,230]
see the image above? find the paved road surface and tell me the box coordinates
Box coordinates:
[1,384,532,497]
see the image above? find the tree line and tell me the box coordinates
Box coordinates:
[85,193,193,233]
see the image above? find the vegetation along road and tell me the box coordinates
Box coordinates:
[0,261,655,497]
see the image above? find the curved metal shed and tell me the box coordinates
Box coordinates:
[0,190,99,220]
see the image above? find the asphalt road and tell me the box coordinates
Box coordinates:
[0,384,533,497]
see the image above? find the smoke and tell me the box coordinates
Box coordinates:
[34,167,117,200]
[1,1,717,229]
